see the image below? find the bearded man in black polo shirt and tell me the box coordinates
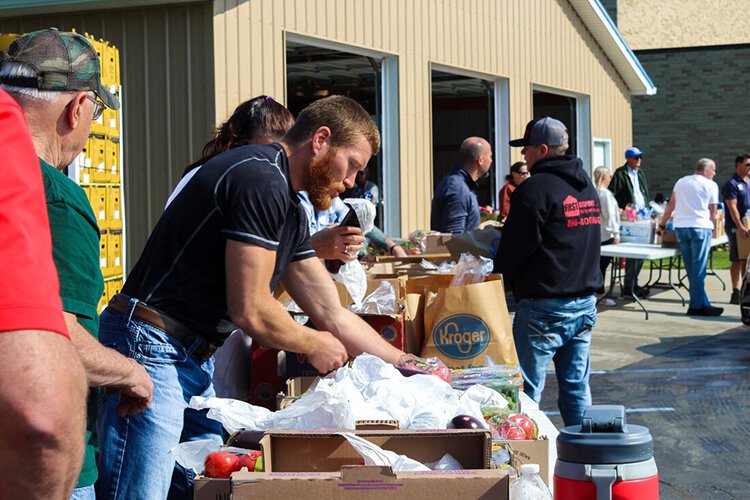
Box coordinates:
[95,96,405,499]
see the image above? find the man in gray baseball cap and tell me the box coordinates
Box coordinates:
[495,116,602,426]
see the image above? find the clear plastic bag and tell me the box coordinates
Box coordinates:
[449,252,494,287]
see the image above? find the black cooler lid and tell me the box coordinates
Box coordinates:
[557,405,653,464]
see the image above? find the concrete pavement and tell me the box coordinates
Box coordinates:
[537,268,750,499]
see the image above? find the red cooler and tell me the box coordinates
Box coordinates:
[554,405,659,500]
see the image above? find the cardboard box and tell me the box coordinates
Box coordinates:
[620,220,655,244]
[738,218,750,259]
[424,233,453,254]
[261,429,492,472]
[250,345,284,410]
[660,229,677,248]
[496,438,551,486]
[194,466,509,500]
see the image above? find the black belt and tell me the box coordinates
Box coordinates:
[107,294,221,360]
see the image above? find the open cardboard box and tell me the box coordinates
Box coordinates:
[260,428,492,472]
[496,438,551,486]
[194,429,506,499]
[194,465,509,499]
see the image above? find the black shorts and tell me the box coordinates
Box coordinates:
[729,229,740,261]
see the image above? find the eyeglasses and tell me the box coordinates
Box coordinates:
[66,93,105,121]
[515,171,530,176]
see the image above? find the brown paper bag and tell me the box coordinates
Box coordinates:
[420,276,518,368]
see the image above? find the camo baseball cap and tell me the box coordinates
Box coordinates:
[1,28,119,110]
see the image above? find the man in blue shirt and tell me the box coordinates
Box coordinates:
[722,154,750,304]
[430,137,492,233]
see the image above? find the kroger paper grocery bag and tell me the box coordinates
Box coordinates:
[420,277,518,368]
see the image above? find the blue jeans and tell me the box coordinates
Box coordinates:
[676,227,713,309]
[513,295,596,426]
[95,298,223,500]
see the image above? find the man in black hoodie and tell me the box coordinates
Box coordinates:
[495,117,602,426]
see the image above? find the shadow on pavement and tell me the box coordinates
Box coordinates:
[540,326,750,500]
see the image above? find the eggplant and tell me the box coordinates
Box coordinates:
[225,430,265,450]
[450,415,484,429]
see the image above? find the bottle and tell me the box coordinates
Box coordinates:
[510,464,552,500]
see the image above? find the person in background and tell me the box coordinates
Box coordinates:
[1,29,154,499]
[498,161,529,222]
[593,166,621,307]
[351,168,380,205]
[299,192,408,259]
[96,96,405,498]
[609,147,650,299]
[722,154,750,304]
[166,95,295,208]
[431,136,493,233]
[495,117,601,427]
[659,158,723,317]
[0,87,88,499]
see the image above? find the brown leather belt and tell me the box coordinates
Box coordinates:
[107,294,220,360]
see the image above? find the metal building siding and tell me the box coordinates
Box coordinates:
[0,2,215,267]
[212,0,633,234]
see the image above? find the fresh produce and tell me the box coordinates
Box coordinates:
[204,451,240,478]
[450,414,485,429]
[508,413,538,440]
[238,451,263,472]
[204,450,264,478]
[486,412,539,440]
[397,354,451,383]
[493,420,526,440]
[226,430,264,450]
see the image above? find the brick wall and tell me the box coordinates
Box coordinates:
[631,45,750,199]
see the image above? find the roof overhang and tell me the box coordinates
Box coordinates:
[569,0,657,96]
[0,0,201,18]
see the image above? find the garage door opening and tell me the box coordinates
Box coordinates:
[533,90,578,157]
[286,41,386,227]
[431,70,496,208]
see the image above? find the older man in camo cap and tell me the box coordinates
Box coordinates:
[1,28,153,500]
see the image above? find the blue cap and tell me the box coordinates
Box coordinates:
[625,147,644,159]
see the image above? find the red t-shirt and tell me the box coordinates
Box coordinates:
[0,89,68,337]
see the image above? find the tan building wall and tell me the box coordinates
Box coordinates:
[0,2,216,265]
[213,0,635,235]
[617,0,750,50]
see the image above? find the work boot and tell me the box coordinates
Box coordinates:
[730,288,740,305]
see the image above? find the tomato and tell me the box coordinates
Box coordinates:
[238,451,263,472]
[508,413,538,440]
[204,451,240,478]
[495,422,527,440]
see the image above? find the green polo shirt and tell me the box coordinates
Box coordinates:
[41,158,104,489]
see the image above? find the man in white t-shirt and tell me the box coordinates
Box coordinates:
[659,158,723,316]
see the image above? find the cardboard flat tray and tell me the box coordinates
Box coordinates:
[194,466,509,499]
[261,429,492,472]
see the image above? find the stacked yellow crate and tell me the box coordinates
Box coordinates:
[2,32,125,313]
[85,35,124,312]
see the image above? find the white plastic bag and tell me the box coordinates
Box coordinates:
[349,280,398,314]
[339,432,429,471]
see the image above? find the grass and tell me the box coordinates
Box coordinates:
[645,244,731,270]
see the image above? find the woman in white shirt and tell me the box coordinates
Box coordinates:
[594,166,621,306]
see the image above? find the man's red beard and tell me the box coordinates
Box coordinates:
[306,147,346,211]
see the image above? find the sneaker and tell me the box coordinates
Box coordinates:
[686,306,724,317]
[599,298,617,307]
[730,289,740,305]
